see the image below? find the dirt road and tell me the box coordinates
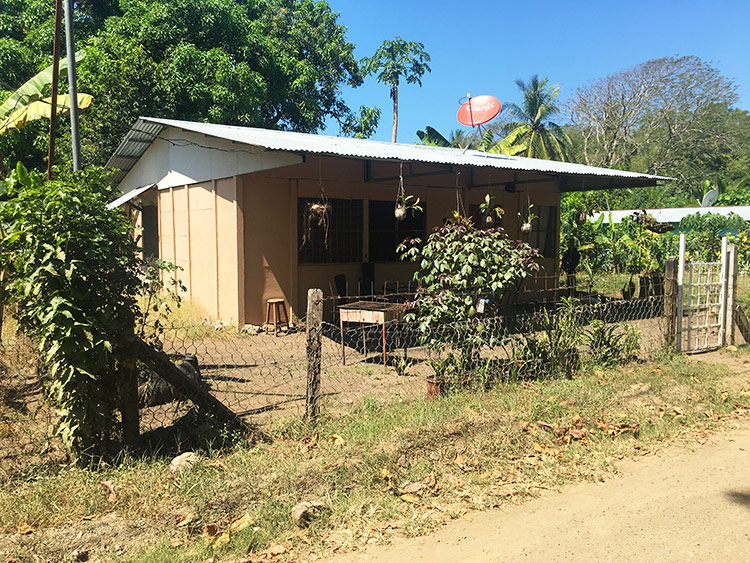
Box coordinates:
[336,424,750,562]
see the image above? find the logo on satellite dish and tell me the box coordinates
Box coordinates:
[457,95,502,127]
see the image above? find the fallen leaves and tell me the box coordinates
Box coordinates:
[175,513,194,528]
[399,493,421,505]
[329,434,346,447]
[595,418,639,437]
[299,435,318,453]
[228,513,254,533]
[453,453,474,472]
[16,522,35,535]
[203,523,229,547]
[207,459,230,472]
[100,480,116,502]
[401,481,423,494]
[445,474,462,488]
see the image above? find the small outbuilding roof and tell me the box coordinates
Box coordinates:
[592,206,750,224]
[107,117,671,193]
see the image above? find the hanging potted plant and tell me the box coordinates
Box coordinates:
[478,193,504,227]
[518,200,538,234]
[394,163,422,220]
[301,198,331,248]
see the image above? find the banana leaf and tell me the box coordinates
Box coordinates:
[0,51,85,119]
[0,93,93,134]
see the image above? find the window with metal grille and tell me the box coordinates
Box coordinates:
[298,198,363,263]
[369,200,426,262]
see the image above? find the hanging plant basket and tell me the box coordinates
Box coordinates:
[301,201,331,248]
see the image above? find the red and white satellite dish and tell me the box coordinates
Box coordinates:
[456,95,501,127]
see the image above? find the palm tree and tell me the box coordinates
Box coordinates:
[362,38,431,142]
[502,75,569,161]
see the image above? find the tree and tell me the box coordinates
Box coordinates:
[502,75,569,160]
[416,126,476,149]
[566,57,740,188]
[361,37,431,142]
[0,0,372,169]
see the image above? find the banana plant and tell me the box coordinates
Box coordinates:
[0,51,92,135]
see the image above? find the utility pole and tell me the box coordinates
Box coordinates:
[46,0,63,181]
[64,0,81,171]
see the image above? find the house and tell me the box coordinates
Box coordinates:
[107,118,667,325]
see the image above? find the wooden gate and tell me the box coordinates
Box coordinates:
[676,234,737,352]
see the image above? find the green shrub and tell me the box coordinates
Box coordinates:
[0,163,158,453]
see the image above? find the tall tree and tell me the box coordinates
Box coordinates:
[566,56,740,189]
[502,75,569,160]
[361,37,431,142]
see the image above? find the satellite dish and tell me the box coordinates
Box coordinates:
[701,188,718,207]
[457,95,501,127]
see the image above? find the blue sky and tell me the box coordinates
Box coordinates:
[323,0,750,144]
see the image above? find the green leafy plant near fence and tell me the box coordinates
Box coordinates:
[0,163,157,453]
[399,211,540,388]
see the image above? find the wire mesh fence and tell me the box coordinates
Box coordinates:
[0,268,725,482]
[0,330,63,483]
[135,275,671,436]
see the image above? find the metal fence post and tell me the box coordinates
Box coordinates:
[726,244,738,346]
[676,233,686,352]
[719,236,729,347]
[306,288,323,420]
[664,258,678,348]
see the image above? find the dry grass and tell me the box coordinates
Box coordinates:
[1,347,748,562]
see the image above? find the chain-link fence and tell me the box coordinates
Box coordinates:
[0,267,733,479]
[134,272,671,436]
[0,328,62,483]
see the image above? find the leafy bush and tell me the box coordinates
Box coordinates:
[0,163,157,453]
[513,299,583,380]
[585,320,640,367]
[399,213,539,384]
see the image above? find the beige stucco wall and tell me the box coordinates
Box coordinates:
[237,155,562,324]
[158,178,244,324]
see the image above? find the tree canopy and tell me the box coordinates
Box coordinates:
[0,0,376,169]
[566,56,747,206]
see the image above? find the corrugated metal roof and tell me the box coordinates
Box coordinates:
[106,117,671,192]
[593,206,750,224]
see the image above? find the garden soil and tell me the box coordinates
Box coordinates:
[335,350,750,563]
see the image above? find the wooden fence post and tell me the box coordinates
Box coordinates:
[726,244,738,346]
[664,258,678,349]
[306,288,323,420]
[119,358,140,448]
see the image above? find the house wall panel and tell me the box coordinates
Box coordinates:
[235,155,562,323]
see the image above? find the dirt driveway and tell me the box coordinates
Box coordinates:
[336,353,750,563]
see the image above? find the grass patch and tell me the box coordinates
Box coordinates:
[1,352,747,561]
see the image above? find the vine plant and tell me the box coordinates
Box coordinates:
[0,163,167,453]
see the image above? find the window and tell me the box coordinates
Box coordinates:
[298,198,363,263]
[142,203,159,258]
[369,200,426,262]
[524,205,557,258]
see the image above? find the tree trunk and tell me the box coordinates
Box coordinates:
[391,85,398,143]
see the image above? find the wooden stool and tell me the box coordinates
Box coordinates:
[265,298,289,336]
